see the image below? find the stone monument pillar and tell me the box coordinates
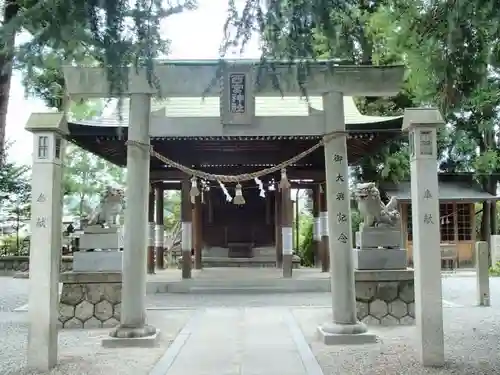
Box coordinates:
[403,108,444,366]
[155,183,165,269]
[312,185,321,267]
[319,184,329,272]
[107,94,158,345]
[318,91,375,344]
[26,113,67,370]
[181,178,192,279]
[147,189,155,274]
[281,182,293,278]
[193,192,203,270]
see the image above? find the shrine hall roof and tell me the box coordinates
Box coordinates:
[382,174,498,202]
[71,96,402,127]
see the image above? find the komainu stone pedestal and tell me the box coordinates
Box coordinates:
[73,251,123,272]
[58,272,122,329]
[354,248,408,270]
[79,226,124,251]
[355,228,401,249]
[355,269,415,326]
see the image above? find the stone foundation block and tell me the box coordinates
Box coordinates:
[356,229,401,249]
[354,269,415,326]
[353,248,407,270]
[58,271,122,329]
[79,228,123,251]
[73,251,123,272]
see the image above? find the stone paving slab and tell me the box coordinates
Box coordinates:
[149,307,323,375]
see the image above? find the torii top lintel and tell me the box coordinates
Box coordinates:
[63,59,404,100]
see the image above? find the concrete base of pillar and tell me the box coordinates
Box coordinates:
[317,322,377,345]
[282,254,293,278]
[103,325,160,348]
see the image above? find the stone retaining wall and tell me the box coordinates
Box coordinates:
[0,255,73,276]
[355,269,415,326]
[58,272,121,329]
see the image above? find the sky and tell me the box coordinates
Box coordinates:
[6,0,261,165]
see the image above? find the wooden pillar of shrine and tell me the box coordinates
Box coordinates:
[281,184,294,277]
[181,179,192,279]
[154,183,165,269]
[193,192,203,270]
[320,183,330,272]
[147,187,155,274]
[274,190,283,267]
[312,185,321,267]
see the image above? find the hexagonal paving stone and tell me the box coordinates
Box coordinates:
[103,284,122,304]
[399,315,415,325]
[355,282,377,302]
[102,317,120,328]
[95,300,113,321]
[362,315,380,325]
[60,284,85,305]
[75,300,94,322]
[83,317,102,328]
[59,303,75,323]
[399,281,415,303]
[356,301,369,320]
[407,302,415,317]
[64,317,83,329]
[380,315,399,326]
[86,284,105,304]
[113,303,121,320]
[375,282,398,302]
[388,299,408,319]
[369,299,388,319]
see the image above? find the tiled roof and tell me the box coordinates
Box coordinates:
[74,96,402,127]
[381,178,497,201]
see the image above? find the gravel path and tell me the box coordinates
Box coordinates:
[293,306,500,375]
[0,309,194,375]
[1,274,500,374]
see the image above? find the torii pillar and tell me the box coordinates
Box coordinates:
[317,91,375,344]
[107,94,158,345]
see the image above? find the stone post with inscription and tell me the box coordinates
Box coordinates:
[475,241,490,307]
[403,108,445,366]
[319,184,329,272]
[318,92,376,345]
[106,94,158,346]
[26,113,67,371]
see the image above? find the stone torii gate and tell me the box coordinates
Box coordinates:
[25,60,445,370]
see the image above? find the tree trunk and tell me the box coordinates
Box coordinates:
[0,1,19,161]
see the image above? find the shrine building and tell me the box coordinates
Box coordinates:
[63,61,495,271]
[66,93,402,268]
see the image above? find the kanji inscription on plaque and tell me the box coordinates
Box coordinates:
[229,73,246,114]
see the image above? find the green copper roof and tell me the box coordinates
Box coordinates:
[76,96,401,127]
